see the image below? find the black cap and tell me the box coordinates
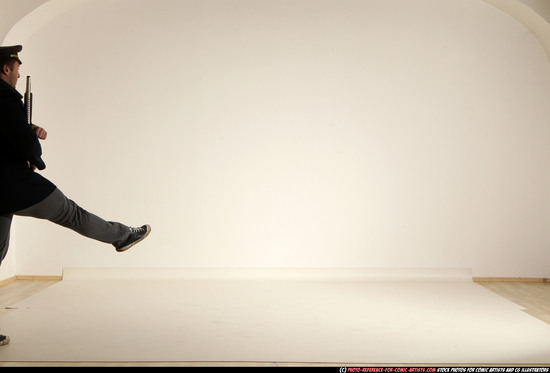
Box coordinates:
[0,45,23,64]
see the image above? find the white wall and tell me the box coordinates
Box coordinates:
[520,0,550,23]
[4,0,550,278]
[0,0,48,47]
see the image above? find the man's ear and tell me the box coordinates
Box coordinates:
[0,64,8,76]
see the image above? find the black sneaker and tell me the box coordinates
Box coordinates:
[0,334,9,346]
[114,225,151,252]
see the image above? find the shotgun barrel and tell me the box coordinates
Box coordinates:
[24,76,32,125]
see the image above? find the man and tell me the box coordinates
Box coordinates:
[0,45,151,346]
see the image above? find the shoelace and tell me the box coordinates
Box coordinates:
[129,226,145,235]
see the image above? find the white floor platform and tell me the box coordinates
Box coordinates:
[1,269,550,365]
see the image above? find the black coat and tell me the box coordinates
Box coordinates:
[0,78,56,214]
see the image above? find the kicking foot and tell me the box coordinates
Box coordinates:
[114,225,151,252]
[0,334,9,346]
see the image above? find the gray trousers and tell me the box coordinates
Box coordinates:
[0,188,130,266]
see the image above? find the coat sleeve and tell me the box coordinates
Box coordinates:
[0,95,46,170]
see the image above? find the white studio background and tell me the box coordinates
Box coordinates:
[4,0,550,277]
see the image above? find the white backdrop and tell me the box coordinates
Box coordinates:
[3,0,550,278]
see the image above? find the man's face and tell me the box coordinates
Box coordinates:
[3,61,20,88]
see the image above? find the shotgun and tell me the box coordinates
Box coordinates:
[24,75,32,125]
[23,75,46,170]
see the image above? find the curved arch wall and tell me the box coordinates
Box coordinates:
[3,0,550,277]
